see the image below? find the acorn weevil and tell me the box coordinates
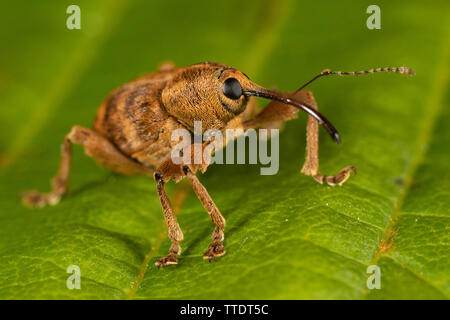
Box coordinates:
[21,62,414,267]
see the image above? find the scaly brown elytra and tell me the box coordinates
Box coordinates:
[21,62,414,267]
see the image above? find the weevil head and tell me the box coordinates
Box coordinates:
[161,62,340,143]
[161,62,253,132]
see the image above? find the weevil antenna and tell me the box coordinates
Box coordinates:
[297,66,415,91]
[243,89,341,144]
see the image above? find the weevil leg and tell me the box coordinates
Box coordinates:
[21,134,73,208]
[240,95,260,120]
[298,90,356,186]
[157,61,175,72]
[21,125,152,208]
[154,171,184,268]
[242,94,299,130]
[183,166,226,262]
[242,90,356,186]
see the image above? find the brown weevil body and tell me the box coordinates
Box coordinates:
[21,62,414,267]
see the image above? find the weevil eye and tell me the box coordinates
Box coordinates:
[222,78,242,100]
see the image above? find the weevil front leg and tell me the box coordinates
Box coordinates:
[154,171,184,268]
[154,147,224,264]
[243,91,355,186]
[21,125,151,208]
[183,166,226,261]
[298,90,356,186]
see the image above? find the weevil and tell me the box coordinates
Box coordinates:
[21,62,414,267]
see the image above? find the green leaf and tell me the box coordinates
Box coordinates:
[0,0,449,299]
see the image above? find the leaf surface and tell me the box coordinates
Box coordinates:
[0,0,449,299]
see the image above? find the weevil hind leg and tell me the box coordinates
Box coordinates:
[298,90,356,186]
[21,135,73,208]
[154,171,184,268]
[183,166,226,261]
[21,125,152,208]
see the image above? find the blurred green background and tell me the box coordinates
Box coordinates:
[0,0,449,299]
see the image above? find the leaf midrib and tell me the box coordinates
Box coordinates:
[361,33,450,299]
